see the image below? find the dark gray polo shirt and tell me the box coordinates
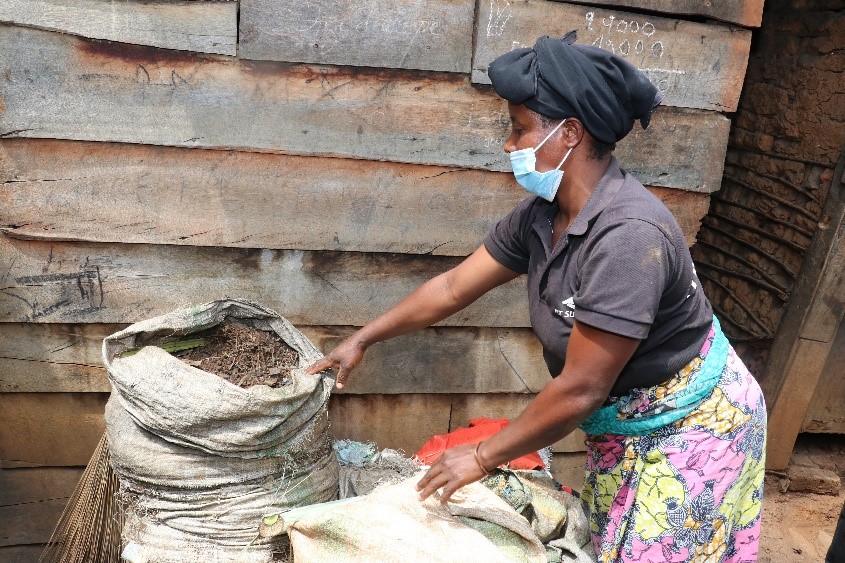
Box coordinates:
[484,157,712,396]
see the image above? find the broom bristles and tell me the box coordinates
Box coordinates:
[40,433,124,563]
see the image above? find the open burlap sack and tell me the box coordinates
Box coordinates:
[103,299,338,562]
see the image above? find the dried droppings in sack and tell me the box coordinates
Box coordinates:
[176,322,298,388]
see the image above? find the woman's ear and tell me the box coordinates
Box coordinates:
[562,119,585,148]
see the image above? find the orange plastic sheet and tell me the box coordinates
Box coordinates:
[414,418,544,470]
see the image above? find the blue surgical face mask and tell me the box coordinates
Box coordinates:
[509,120,573,202]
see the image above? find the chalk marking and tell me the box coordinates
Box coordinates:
[486,0,512,37]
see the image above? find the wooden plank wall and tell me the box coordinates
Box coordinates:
[0,0,762,555]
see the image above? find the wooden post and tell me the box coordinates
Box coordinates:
[762,146,845,470]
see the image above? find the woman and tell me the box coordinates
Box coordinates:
[306,33,766,562]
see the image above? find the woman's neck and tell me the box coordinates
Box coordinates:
[553,155,612,232]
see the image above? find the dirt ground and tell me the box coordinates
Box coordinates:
[759,434,844,562]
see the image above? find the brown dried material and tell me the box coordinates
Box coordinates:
[177,323,298,388]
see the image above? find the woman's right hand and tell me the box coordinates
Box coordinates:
[304,337,367,389]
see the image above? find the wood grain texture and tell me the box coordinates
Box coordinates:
[802,320,845,434]
[550,452,586,489]
[0,323,121,393]
[0,466,83,505]
[0,499,67,546]
[0,467,82,547]
[0,139,518,257]
[328,394,452,456]
[329,394,586,455]
[0,139,711,254]
[560,0,764,28]
[0,392,583,467]
[762,148,845,470]
[0,546,44,562]
[308,326,552,394]
[474,0,752,112]
[0,237,529,326]
[0,24,729,192]
[0,323,555,394]
[0,393,107,468]
[0,0,237,55]
[239,0,474,72]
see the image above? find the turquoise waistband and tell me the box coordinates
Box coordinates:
[578,316,729,437]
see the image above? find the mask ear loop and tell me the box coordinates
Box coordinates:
[534,119,566,151]
[555,147,574,171]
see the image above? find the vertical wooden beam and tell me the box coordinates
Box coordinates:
[762,147,845,470]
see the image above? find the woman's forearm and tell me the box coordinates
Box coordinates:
[476,321,640,471]
[476,375,603,470]
[350,272,465,348]
[349,246,519,350]
[306,246,519,385]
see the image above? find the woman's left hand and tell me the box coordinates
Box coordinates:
[416,443,489,504]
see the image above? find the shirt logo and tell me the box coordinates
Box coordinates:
[554,297,576,318]
[686,263,699,299]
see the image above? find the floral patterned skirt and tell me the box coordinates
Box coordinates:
[580,332,767,562]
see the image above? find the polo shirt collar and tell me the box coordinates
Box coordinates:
[567,156,625,236]
[531,156,626,252]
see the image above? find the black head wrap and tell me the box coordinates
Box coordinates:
[488,31,663,144]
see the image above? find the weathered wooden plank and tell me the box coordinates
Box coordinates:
[762,148,845,470]
[329,394,586,456]
[561,0,764,28]
[0,468,79,549]
[0,0,237,56]
[0,323,118,393]
[0,139,712,254]
[802,320,845,434]
[0,238,528,326]
[0,24,729,192]
[0,467,83,505]
[0,323,556,394]
[239,0,474,73]
[0,546,44,562]
[328,394,452,457]
[0,358,107,394]
[550,452,586,489]
[309,326,552,394]
[0,498,66,546]
[0,139,517,257]
[0,393,107,468]
[763,339,832,469]
[474,0,752,112]
[1,392,582,468]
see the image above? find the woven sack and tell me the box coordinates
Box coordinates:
[103,299,338,562]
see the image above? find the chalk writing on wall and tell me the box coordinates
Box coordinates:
[487,0,513,37]
[585,12,663,59]
[504,10,684,94]
[282,5,444,56]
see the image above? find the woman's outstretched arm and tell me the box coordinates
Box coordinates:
[305,245,520,388]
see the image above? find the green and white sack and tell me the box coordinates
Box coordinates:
[103,299,338,562]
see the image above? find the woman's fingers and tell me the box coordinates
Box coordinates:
[305,339,366,389]
[416,444,488,504]
[304,356,335,375]
[437,482,463,505]
[416,462,441,491]
[335,364,350,389]
[417,469,449,501]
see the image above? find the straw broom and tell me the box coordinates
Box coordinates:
[39,433,123,562]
